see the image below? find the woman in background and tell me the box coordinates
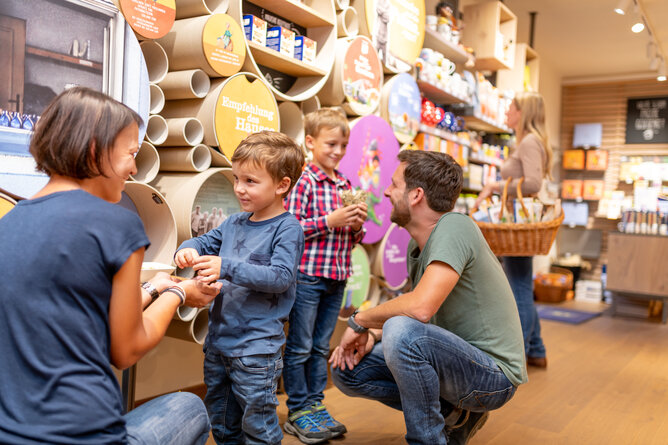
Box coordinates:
[0,87,221,444]
[475,91,553,368]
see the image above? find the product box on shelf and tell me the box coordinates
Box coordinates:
[266,26,295,58]
[294,36,316,64]
[243,14,267,46]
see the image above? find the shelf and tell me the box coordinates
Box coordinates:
[422,28,469,65]
[468,155,503,168]
[417,80,468,105]
[247,40,327,77]
[461,114,510,133]
[246,0,334,27]
[419,124,470,146]
[0,127,32,156]
[462,0,516,72]
[26,45,103,72]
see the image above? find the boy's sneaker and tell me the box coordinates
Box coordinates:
[284,409,332,444]
[311,403,347,437]
[446,410,489,445]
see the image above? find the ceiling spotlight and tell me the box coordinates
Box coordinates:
[614,0,631,15]
[631,21,645,33]
[658,61,667,82]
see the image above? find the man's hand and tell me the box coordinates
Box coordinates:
[180,278,222,308]
[192,255,222,283]
[174,248,200,269]
[328,327,369,371]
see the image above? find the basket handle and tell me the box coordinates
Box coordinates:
[498,177,513,220]
[515,177,529,219]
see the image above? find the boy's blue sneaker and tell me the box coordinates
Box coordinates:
[284,409,332,444]
[311,403,347,437]
[446,410,489,445]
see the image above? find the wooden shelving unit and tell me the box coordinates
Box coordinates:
[417,80,468,105]
[496,43,539,92]
[247,41,326,77]
[247,0,334,27]
[25,45,103,73]
[468,154,503,167]
[462,113,510,133]
[422,28,469,65]
[461,0,517,72]
[419,124,470,146]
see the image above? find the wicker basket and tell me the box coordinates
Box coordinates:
[534,266,573,303]
[473,177,563,257]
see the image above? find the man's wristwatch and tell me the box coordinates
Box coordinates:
[141,281,160,303]
[347,309,368,333]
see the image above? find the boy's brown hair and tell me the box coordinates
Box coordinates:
[303,108,350,139]
[232,130,305,197]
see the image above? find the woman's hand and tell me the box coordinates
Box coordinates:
[473,182,497,209]
[179,278,222,308]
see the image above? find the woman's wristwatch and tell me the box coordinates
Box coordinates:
[347,309,368,333]
[141,281,160,303]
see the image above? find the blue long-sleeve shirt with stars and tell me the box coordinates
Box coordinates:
[177,211,304,357]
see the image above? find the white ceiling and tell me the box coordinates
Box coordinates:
[460,0,668,82]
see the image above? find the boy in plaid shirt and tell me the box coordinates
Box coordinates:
[283,108,368,444]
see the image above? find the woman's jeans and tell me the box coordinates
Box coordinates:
[331,316,516,445]
[502,256,546,358]
[125,392,210,445]
[283,271,347,412]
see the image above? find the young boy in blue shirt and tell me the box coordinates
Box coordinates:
[283,108,368,444]
[174,131,306,445]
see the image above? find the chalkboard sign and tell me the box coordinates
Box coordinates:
[626,97,668,144]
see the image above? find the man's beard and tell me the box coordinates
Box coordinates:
[390,200,411,227]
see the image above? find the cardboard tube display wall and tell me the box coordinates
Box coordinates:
[319,36,383,116]
[380,73,421,143]
[337,7,359,38]
[158,145,212,172]
[163,117,205,146]
[300,95,321,116]
[149,84,166,114]
[145,114,169,145]
[159,69,211,100]
[139,40,169,83]
[115,0,176,40]
[161,73,279,159]
[175,0,229,19]
[278,101,305,146]
[157,14,246,77]
[131,141,161,183]
[351,0,425,74]
[151,168,240,244]
[166,306,209,344]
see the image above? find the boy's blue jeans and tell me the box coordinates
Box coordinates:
[502,256,546,358]
[331,316,517,445]
[283,271,347,412]
[125,392,210,445]
[203,348,283,445]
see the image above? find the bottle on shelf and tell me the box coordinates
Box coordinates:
[0,110,9,127]
[9,112,22,129]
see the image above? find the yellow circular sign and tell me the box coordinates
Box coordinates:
[214,74,279,159]
[118,0,176,39]
[202,14,246,77]
[364,0,425,72]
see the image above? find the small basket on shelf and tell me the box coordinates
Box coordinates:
[471,177,564,257]
[534,266,573,303]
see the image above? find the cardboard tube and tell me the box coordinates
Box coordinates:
[206,146,232,167]
[337,7,359,38]
[145,114,168,145]
[278,102,304,146]
[151,168,238,244]
[139,41,169,84]
[175,0,229,19]
[131,141,160,183]
[175,304,198,322]
[158,145,212,172]
[162,117,205,146]
[149,84,165,114]
[300,95,320,116]
[318,38,353,106]
[159,69,211,100]
[335,0,350,10]
[191,307,209,344]
[121,182,177,265]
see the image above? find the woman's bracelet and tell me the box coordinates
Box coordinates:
[161,286,186,306]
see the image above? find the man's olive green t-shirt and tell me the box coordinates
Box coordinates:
[407,212,528,386]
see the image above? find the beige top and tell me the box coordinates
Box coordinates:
[499,133,546,197]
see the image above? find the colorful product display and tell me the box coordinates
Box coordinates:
[243,14,267,46]
[585,149,609,170]
[563,149,586,169]
[266,26,295,58]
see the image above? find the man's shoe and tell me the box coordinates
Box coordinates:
[284,409,333,444]
[527,356,548,368]
[446,410,489,445]
[311,403,347,437]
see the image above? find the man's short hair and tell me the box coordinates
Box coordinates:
[232,131,305,197]
[30,87,142,179]
[303,108,350,139]
[397,150,462,213]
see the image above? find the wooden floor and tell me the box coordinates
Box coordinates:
[271,301,668,445]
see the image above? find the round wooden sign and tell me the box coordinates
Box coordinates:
[374,223,411,290]
[201,14,246,77]
[342,36,383,116]
[381,73,421,143]
[117,0,176,39]
[340,245,371,317]
[337,115,400,244]
[214,73,279,159]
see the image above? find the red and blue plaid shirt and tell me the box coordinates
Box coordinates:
[285,163,365,281]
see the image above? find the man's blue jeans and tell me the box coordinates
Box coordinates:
[502,256,546,358]
[203,348,283,445]
[125,392,210,445]
[332,316,517,445]
[283,271,346,412]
